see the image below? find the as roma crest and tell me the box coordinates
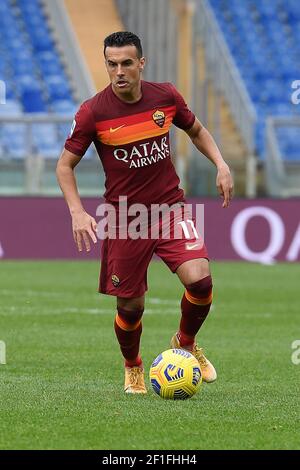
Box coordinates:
[152,110,165,128]
[112,274,120,287]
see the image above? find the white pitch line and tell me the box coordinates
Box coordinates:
[147,298,179,306]
[0,306,182,316]
[0,292,182,307]
[1,298,217,317]
[0,289,67,298]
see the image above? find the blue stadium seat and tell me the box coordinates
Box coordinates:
[32,122,62,159]
[45,75,71,101]
[13,59,38,77]
[277,127,300,161]
[29,32,54,52]
[36,51,64,75]
[51,100,76,114]
[1,123,27,159]
[21,90,47,113]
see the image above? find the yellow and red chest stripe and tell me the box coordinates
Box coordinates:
[96,105,176,146]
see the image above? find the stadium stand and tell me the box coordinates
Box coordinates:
[208,0,300,161]
[1,0,298,196]
[0,0,76,113]
[0,0,76,160]
[0,0,102,196]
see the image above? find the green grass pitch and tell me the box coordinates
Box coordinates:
[0,260,299,450]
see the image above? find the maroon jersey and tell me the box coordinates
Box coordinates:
[65,81,195,206]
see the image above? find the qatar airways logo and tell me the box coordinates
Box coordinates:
[231,206,300,263]
[113,136,170,169]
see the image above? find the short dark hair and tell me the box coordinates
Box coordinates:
[103,31,143,59]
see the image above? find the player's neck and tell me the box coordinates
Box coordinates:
[111,81,142,104]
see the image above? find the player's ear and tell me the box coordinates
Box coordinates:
[140,57,146,71]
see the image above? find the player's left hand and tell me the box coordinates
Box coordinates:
[216,164,234,208]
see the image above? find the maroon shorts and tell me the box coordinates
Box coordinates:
[99,204,208,298]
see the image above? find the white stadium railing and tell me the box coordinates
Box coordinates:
[0,115,101,196]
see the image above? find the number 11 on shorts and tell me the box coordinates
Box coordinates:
[178,220,199,239]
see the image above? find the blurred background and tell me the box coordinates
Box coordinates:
[0,0,299,261]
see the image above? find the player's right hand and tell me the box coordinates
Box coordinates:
[71,210,98,252]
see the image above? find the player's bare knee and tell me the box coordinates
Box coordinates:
[117,296,145,312]
[177,259,211,287]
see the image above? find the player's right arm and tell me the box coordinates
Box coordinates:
[56,149,97,252]
[56,101,97,252]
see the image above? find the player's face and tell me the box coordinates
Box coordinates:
[105,46,145,97]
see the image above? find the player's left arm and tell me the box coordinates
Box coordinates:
[185,117,234,208]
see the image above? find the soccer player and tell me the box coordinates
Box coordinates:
[56,31,233,394]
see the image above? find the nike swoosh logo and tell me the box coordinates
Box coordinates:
[110,125,125,133]
[186,243,202,251]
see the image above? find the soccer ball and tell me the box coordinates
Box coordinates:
[149,349,202,399]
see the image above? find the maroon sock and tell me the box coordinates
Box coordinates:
[114,306,144,368]
[178,275,213,349]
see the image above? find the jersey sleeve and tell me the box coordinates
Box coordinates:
[64,101,95,157]
[169,83,195,130]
